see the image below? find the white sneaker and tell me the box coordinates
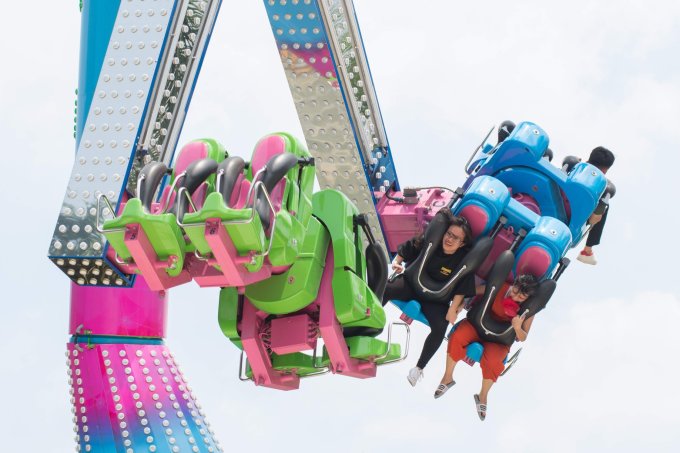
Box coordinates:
[576,250,597,265]
[407,367,424,387]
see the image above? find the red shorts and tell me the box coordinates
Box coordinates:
[447,319,510,382]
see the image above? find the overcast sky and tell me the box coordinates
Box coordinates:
[2,1,679,452]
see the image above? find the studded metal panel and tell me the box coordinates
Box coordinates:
[263,0,400,249]
[66,344,223,452]
[49,0,220,287]
[131,0,222,193]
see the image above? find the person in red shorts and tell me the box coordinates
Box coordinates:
[434,274,539,421]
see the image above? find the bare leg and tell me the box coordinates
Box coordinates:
[479,378,494,404]
[583,246,593,254]
[439,354,458,384]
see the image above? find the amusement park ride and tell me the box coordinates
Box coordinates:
[48,1,614,451]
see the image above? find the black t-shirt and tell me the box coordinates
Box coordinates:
[398,237,476,297]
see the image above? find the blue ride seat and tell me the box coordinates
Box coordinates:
[464,121,607,244]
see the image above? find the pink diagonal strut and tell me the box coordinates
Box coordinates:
[318,249,376,378]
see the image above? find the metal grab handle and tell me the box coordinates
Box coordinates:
[375,321,410,365]
[465,125,495,175]
[95,172,187,235]
[159,172,186,214]
[175,186,198,224]
[500,347,522,377]
[95,193,125,234]
[238,350,251,382]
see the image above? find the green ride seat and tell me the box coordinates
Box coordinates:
[103,198,186,277]
[102,139,226,285]
[312,189,388,330]
[245,217,330,314]
[182,132,316,274]
[183,191,268,272]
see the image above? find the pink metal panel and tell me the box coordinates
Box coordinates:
[376,188,455,253]
[69,277,167,337]
[477,229,515,281]
[270,314,316,355]
[230,176,250,208]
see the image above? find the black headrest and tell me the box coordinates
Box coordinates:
[561,155,581,173]
[255,152,300,230]
[217,156,246,207]
[605,179,616,199]
[171,158,218,215]
[365,242,389,301]
[543,147,554,162]
[498,120,516,143]
[520,279,556,317]
[138,162,169,212]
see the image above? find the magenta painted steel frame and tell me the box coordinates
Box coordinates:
[240,298,301,390]
[70,278,167,338]
[375,188,456,253]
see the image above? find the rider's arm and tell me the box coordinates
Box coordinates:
[512,314,534,342]
[391,254,405,272]
[397,236,422,263]
[588,212,603,225]
[446,294,465,323]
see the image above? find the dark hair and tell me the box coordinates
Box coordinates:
[587,146,615,170]
[497,120,516,143]
[439,208,473,246]
[513,274,539,297]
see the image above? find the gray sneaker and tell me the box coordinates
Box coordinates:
[407,367,424,387]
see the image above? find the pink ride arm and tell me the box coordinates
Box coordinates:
[68,278,223,452]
